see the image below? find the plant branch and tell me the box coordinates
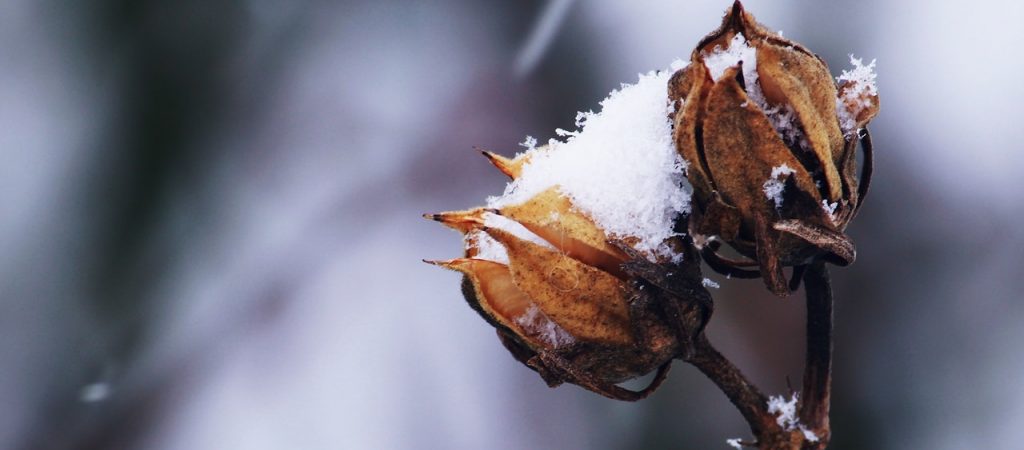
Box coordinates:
[799,261,833,442]
[685,334,776,439]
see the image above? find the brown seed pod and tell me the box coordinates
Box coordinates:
[425,180,694,400]
[668,0,879,295]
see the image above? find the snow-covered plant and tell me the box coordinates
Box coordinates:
[425,2,878,448]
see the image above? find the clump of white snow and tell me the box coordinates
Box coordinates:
[702,34,802,146]
[703,278,721,289]
[516,304,575,347]
[767,393,800,430]
[488,62,692,261]
[726,438,743,449]
[767,393,819,443]
[835,55,878,136]
[763,164,795,208]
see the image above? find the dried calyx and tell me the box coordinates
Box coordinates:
[669,1,879,295]
[424,159,703,400]
[424,1,878,412]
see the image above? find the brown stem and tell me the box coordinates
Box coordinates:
[686,334,777,438]
[799,261,833,444]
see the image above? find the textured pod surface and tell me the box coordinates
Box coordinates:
[668,1,879,294]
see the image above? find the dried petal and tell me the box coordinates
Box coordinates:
[498,187,629,279]
[755,44,843,200]
[702,65,819,219]
[484,226,633,346]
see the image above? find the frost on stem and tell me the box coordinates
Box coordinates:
[767,393,819,443]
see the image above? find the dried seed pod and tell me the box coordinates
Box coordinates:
[425,184,687,399]
[668,1,879,295]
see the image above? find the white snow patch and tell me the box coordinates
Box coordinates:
[767,393,819,442]
[836,55,878,136]
[702,278,720,289]
[767,393,800,430]
[763,164,795,208]
[702,34,803,145]
[488,62,692,261]
[515,304,575,348]
[726,438,743,449]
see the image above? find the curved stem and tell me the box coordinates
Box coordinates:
[686,334,776,438]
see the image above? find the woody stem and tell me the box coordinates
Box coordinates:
[687,334,777,439]
[799,261,832,441]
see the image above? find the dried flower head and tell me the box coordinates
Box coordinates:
[669,1,879,295]
[424,1,878,406]
[424,67,713,399]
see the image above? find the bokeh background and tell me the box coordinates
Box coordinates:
[3,0,1023,449]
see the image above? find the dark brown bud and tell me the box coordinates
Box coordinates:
[669,1,879,295]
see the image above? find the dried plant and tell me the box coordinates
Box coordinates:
[425,2,878,448]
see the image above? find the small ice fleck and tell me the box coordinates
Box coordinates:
[726,438,743,449]
[80,382,111,403]
[801,426,819,442]
[821,200,839,217]
[763,164,795,208]
[703,278,721,289]
[520,135,538,150]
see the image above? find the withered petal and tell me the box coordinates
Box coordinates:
[693,1,773,60]
[701,64,821,218]
[484,226,633,346]
[753,214,789,296]
[429,258,539,343]
[755,44,844,200]
[498,187,628,279]
[671,62,716,201]
[480,147,534,180]
[773,219,856,266]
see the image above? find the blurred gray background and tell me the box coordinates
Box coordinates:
[3,0,1022,449]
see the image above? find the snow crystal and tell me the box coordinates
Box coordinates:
[520,135,538,150]
[763,164,795,208]
[516,304,575,347]
[702,34,802,145]
[802,427,819,442]
[726,438,743,449]
[488,62,692,261]
[767,393,800,430]
[767,393,818,441]
[836,55,878,136]
[703,278,721,289]
[821,199,838,217]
